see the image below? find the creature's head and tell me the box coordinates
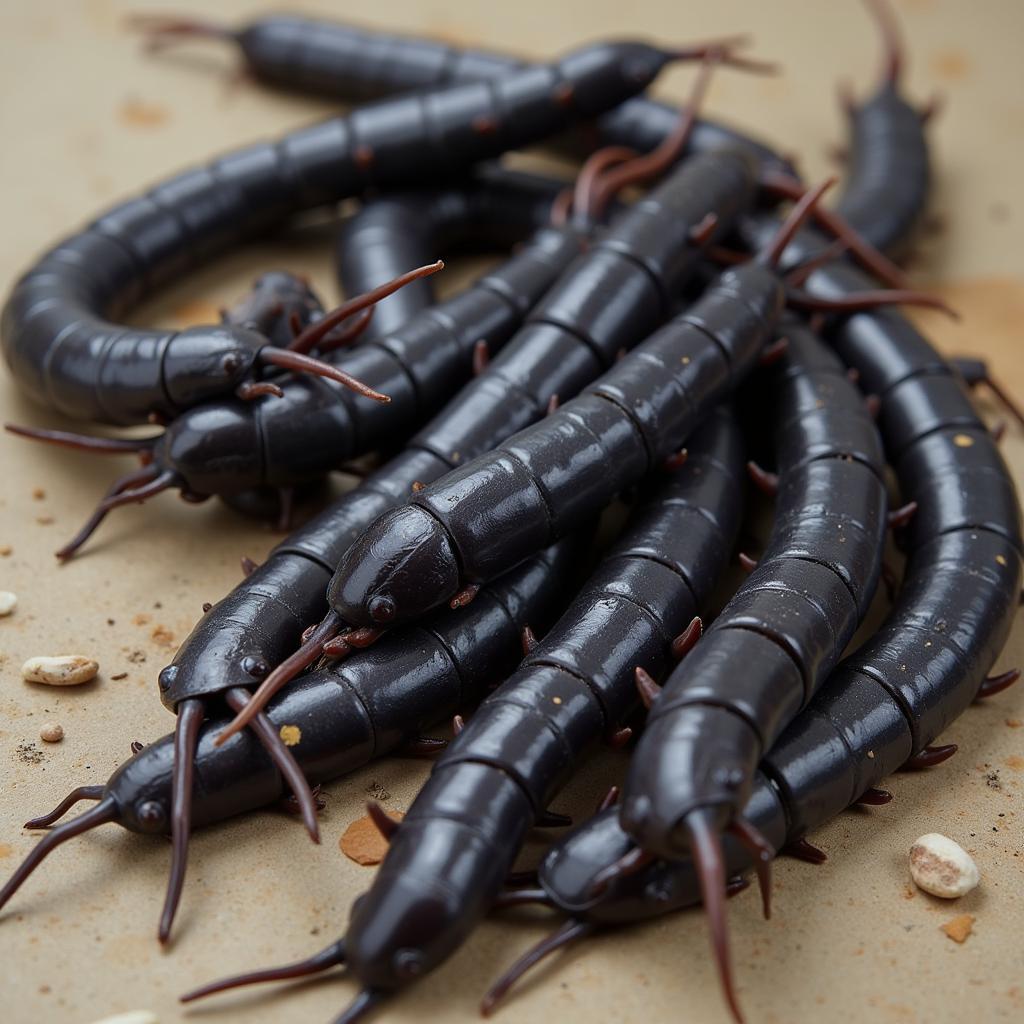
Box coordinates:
[222,270,324,348]
[620,704,756,860]
[328,505,460,628]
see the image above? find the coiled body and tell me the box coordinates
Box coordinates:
[157,186,573,498]
[2,39,674,424]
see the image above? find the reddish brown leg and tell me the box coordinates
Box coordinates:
[635,666,662,710]
[481,919,593,1017]
[366,801,400,840]
[215,610,345,745]
[747,461,779,497]
[975,668,1020,700]
[784,837,828,864]
[224,688,320,844]
[855,787,893,805]
[901,744,957,771]
[158,698,204,944]
[23,785,105,828]
[450,583,481,609]
[688,809,744,1024]
[671,616,703,660]
[888,501,917,529]
[728,817,774,920]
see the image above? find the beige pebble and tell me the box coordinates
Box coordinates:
[0,591,16,616]
[39,722,64,743]
[909,833,979,898]
[87,1013,159,1024]
[22,655,99,687]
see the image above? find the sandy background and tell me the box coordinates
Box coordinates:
[0,2,1022,1023]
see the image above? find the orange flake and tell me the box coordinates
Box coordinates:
[340,810,405,866]
[941,914,975,943]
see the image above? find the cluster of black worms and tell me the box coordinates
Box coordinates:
[1,3,1020,1023]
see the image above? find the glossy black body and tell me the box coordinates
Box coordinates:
[221,269,327,348]
[335,165,566,340]
[329,248,782,628]
[344,407,745,991]
[621,320,888,857]
[155,176,574,499]
[538,231,1021,934]
[833,84,930,255]
[162,148,757,710]
[2,39,674,425]
[198,13,931,255]
[4,542,576,919]
[187,13,794,176]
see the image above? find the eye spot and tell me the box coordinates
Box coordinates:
[137,800,166,831]
[221,352,243,375]
[368,596,396,624]
[392,948,424,980]
[242,655,269,679]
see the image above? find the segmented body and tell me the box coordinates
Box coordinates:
[621,319,888,857]
[159,6,929,251]
[0,541,579,923]
[158,214,588,708]
[833,0,932,254]
[486,229,1022,1016]
[336,165,566,340]
[2,39,676,424]
[191,406,747,1011]
[140,13,793,177]
[328,250,782,629]
[154,175,569,500]
[210,146,759,728]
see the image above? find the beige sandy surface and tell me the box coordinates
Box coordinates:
[0,2,1021,1022]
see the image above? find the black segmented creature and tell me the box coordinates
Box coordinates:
[0,539,580,939]
[180,404,746,1023]
[3,36,705,425]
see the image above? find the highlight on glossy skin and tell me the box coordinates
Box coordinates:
[0,694,325,945]
[3,263,444,560]
[328,182,868,637]
[213,610,346,747]
[211,128,692,734]
[159,688,334,942]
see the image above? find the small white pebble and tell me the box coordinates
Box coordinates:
[22,655,99,687]
[87,1013,159,1024]
[39,722,64,743]
[909,833,979,898]
[0,590,16,616]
